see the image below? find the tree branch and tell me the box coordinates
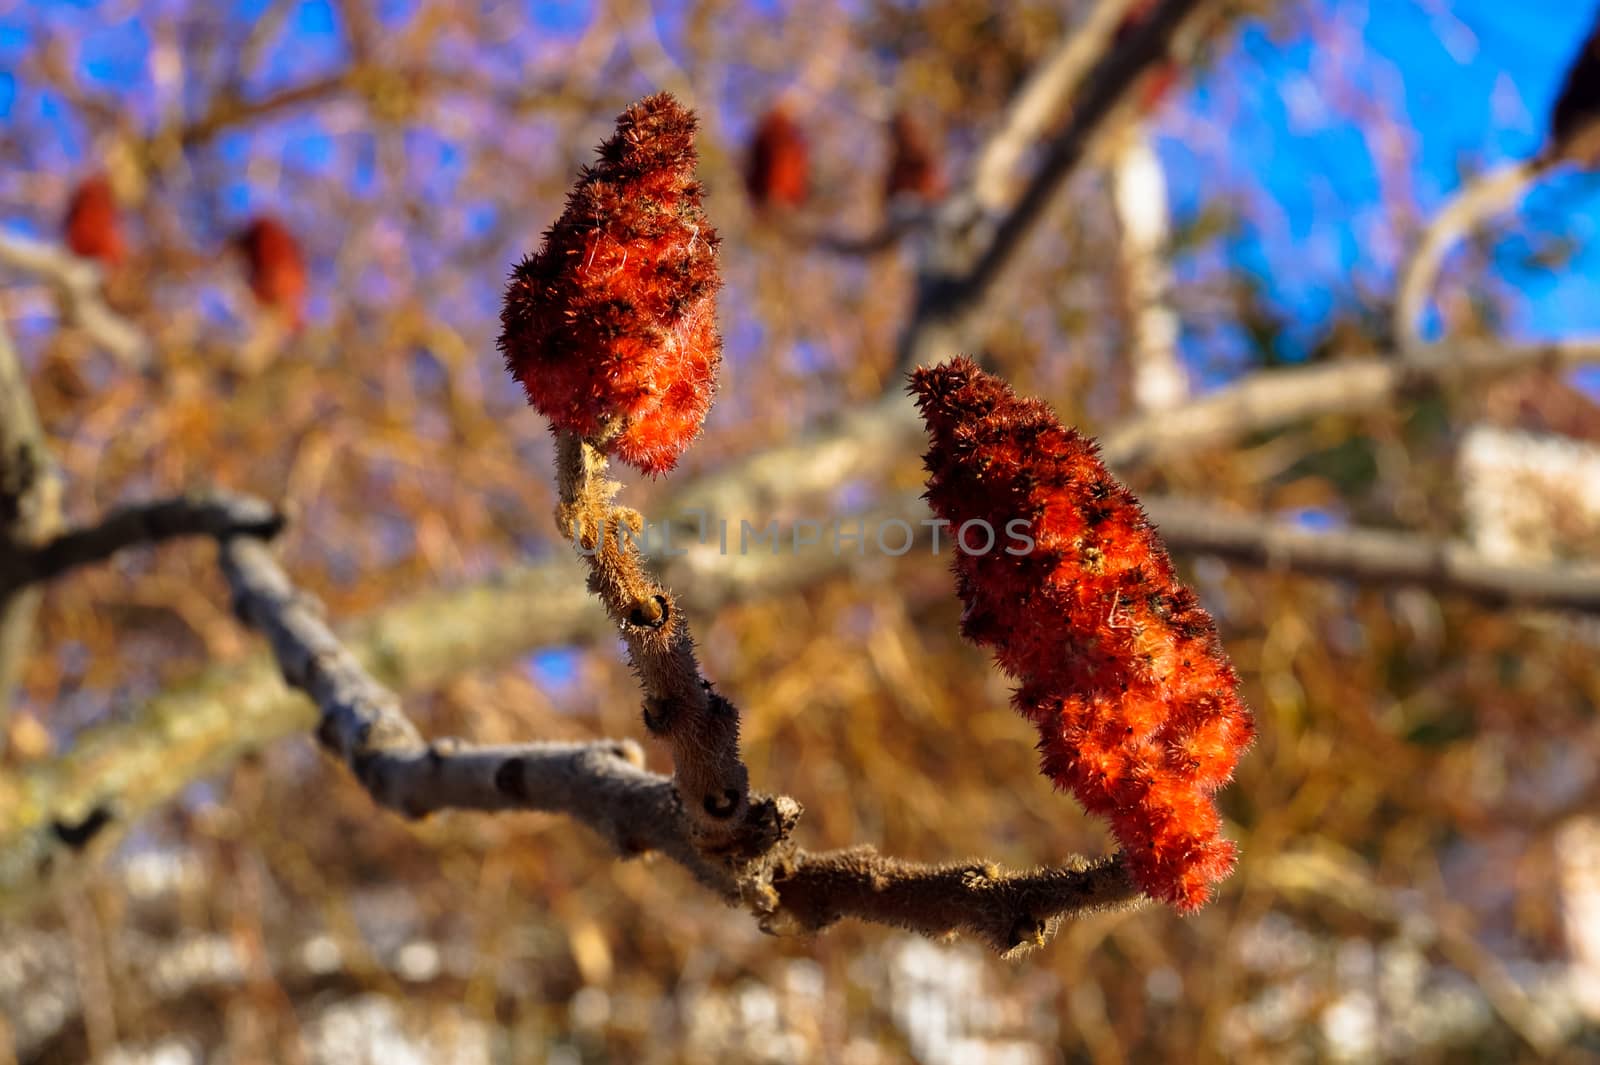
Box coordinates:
[1100,336,1600,467]
[0,231,152,372]
[216,533,745,892]
[789,0,1159,263]
[552,432,764,853]
[217,532,1136,954]
[669,336,1600,550]
[897,0,1215,371]
[1145,497,1600,613]
[0,318,62,734]
[967,0,1148,214]
[0,491,283,598]
[1392,159,1548,351]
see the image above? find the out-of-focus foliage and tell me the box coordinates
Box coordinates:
[1,1,1599,1063]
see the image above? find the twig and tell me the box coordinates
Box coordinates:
[219,533,1137,954]
[168,75,351,151]
[216,534,736,891]
[0,491,283,598]
[553,431,762,854]
[0,553,609,911]
[1391,159,1548,351]
[0,231,152,371]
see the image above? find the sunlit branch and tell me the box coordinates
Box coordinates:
[896,0,1216,372]
[1101,336,1600,467]
[0,232,152,371]
[1391,159,1549,351]
[1144,497,1600,614]
[211,534,1139,954]
[0,317,62,730]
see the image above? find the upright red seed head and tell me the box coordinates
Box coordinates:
[911,356,1255,911]
[744,106,810,210]
[884,111,945,204]
[500,92,722,476]
[234,216,308,328]
[63,174,126,268]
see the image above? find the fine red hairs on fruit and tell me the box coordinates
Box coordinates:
[911,357,1254,911]
[63,174,126,268]
[235,216,308,328]
[499,92,722,476]
[744,106,809,210]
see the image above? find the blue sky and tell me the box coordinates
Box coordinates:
[1164,0,1600,377]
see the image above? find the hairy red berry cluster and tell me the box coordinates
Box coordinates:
[235,216,308,328]
[911,357,1254,911]
[744,107,809,210]
[884,112,944,204]
[63,174,126,268]
[501,92,722,475]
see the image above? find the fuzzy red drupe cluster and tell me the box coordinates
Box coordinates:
[63,174,126,268]
[235,216,308,328]
[744,106,809,211]
[884,112,944,204]
[500,92,722,476]
[911,357,1254,911]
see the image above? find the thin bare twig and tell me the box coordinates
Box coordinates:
[1392,159,1548,351]
[553,431,765,854]
[219,533,1138,955]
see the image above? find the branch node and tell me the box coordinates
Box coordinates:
[627,594,670,630]
[494,756,529,800]
[1005,914,1050,952]
[641,696,676,736]
[702,787,741,819]
[606,739,646,768]
[50,804,115,851]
